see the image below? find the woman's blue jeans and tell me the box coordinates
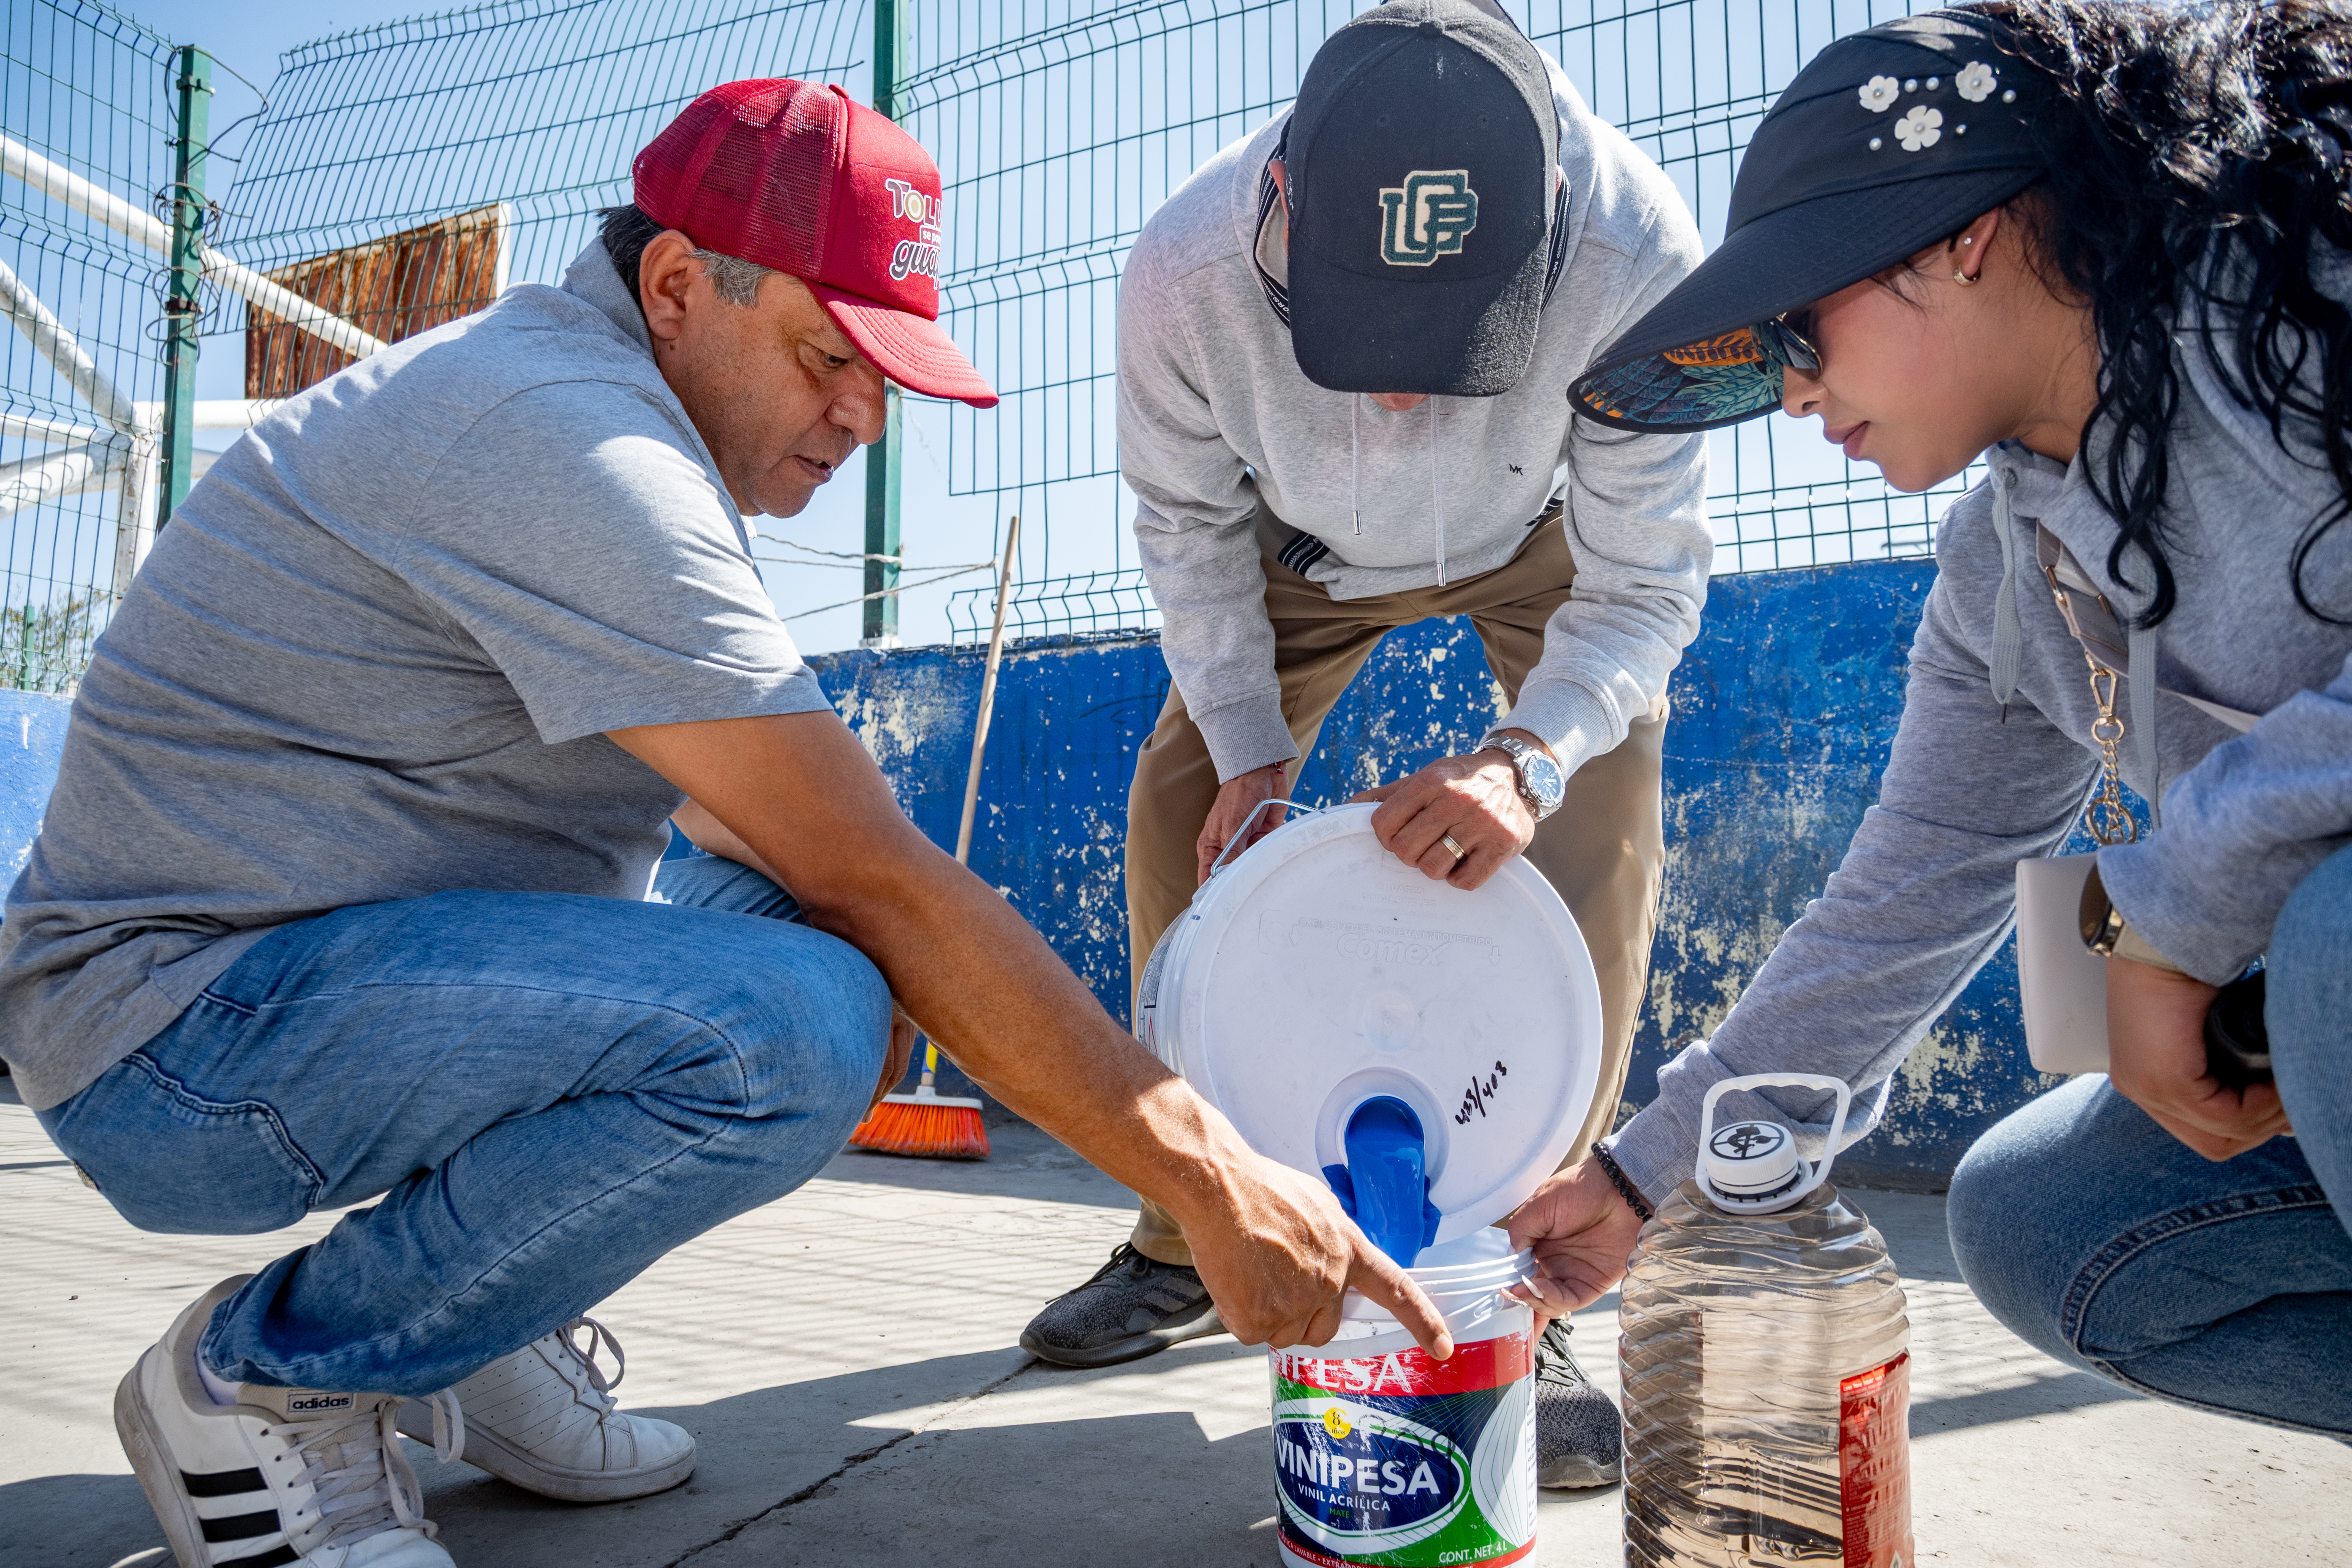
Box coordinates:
[38,854,888,1396]
[1948,842,2352,1438]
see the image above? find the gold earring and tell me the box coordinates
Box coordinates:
[1953,267,1979,286]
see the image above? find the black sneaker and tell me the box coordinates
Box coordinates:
[1535,1317,1623,1489]
[1019,1244,1225,1368]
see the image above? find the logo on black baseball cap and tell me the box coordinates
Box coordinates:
[1285,0,1562,397]
[1571,10,2049,431]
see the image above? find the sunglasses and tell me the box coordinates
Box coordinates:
[1760,312,1821,373]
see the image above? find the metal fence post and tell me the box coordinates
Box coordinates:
[863,0,907,648]
[157,44,212,531]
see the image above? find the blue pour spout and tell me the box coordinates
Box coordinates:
[1321,1097,1443,1269]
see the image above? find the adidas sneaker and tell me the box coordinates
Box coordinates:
[115,1276,459,1568]
[395,1317,694,1503]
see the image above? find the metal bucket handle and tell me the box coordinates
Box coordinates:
[1203,795,1314,881]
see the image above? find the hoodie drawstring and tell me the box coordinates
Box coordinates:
[2128,618,2161,827]
[1350,395,1361,536]
[1429,397,1446,586]
[1989,469,2023,718]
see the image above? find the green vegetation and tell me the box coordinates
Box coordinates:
[2,591,100,694]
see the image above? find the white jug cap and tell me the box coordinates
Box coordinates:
[1694,1073,1854,1215]
[1702,1120,1802,1204]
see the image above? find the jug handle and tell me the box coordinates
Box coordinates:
[1203,795,1311,880]
[1697,1073,1854,1207]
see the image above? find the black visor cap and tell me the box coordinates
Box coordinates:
[1571,10,2049,432]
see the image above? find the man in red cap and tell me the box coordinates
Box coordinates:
[0,80,1445,1568]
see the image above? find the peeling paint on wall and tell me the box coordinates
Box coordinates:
[809,561,2056,1188]
[0,564,2055,1187]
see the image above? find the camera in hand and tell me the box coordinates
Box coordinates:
[2203,970,2270,1091]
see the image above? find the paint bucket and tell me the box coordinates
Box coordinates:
[1135,803,1603,1248]
[1268,1228,1541,1568]
[1137,803,1597,1568]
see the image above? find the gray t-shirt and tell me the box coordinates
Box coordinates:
[0,243,830,1111]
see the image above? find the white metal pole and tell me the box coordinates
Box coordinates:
[111,426,159,591]
[0,442,120,520]
[0,133,386,360]
[0,253,140,434]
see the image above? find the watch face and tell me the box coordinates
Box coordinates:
[1521,751,1565,809]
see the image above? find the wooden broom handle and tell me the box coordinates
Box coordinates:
[954,514,1019,867]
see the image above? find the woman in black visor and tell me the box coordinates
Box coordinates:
[1505,1,2352,1443]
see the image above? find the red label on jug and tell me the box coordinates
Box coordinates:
[1837,1353,1914,1568]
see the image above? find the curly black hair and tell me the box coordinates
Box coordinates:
[1962,0,2352,625]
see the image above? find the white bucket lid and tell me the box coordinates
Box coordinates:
[1156,803,1602,1244]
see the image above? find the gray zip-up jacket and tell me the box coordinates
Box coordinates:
[1118,60,1712,783]
[1606,316,2352,1205]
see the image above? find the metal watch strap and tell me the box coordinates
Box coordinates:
[1476,730,1558,820]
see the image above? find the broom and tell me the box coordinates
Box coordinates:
[846,514,1021,1161]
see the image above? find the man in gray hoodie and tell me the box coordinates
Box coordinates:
[1017,0,1711,1489]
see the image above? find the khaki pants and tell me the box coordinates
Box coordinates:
[1124,504,1668,1266]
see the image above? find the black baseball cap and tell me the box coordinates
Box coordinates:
[1571,9,2050,432]
[1286,0,1559,396]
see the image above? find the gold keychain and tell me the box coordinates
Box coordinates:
[2081,652,2138,846]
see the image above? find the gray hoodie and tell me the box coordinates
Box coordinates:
[1606,316,2352,1205]
[1118,59,1712,783]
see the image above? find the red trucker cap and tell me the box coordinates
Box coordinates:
[633,78,997,408]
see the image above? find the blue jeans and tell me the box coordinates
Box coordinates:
[38,853,887,1396]
[1948,842,2352,1438]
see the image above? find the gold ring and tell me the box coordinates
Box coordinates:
[1441,833,1467,861]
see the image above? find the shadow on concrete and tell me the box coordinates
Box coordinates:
[1912,1369,2138,1435]
[815,1119,1135,1212]
[397,1345,1037,1568]
[682,1408,1282,1568]
[0,1471,171,1568]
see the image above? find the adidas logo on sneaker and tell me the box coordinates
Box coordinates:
[285,1394,355,1414]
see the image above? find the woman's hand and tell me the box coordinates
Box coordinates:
[2105,957,2289,1160]
[1499,1159,1647,1323]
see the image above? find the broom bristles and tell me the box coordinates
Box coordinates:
[848,1092,990,1160]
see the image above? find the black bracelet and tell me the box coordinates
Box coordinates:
[1590,1141,1655,1223]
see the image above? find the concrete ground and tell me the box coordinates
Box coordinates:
[4,1085,2345,1568]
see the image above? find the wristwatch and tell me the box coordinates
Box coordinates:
[2077,865,2126,957]
[1475,731,1565,821]
[2077,863,2184,972]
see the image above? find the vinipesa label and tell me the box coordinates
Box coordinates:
[1838,1353,1915,1568]
[1268,1331,1538,1568]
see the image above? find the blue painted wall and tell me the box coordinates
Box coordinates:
[812,559,2058,1190]
[1,688,69,886]
[0,561,2055,1185]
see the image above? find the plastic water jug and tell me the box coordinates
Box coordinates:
[1619,1074,1914,1568]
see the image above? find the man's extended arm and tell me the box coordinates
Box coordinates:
[612,710,1449,1356]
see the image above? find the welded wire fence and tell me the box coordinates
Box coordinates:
[6,0,1971,683]
[937,0,1964,640]
[0,0,174,692]
[213,0,863,340]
